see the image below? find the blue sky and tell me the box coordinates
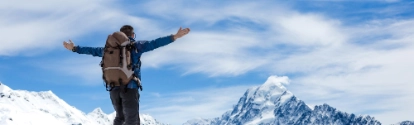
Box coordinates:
[1,0,414,124]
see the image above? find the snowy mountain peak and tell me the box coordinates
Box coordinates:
[90,108,105,115]
[0,83,96,125]
[246,76,294,109]
[261,75,289,91]
[184,76,381,125]
[250,76,291,103]
[0,82,12,93]
[139,114,170,125]
[87,108,111,125]
[0,82,167,125]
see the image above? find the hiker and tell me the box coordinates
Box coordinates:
[62,25,190,125]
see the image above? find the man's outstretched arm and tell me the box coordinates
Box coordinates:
[63,40,104,57]
[136,27,190,53]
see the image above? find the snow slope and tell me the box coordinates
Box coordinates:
[0,82,166,125]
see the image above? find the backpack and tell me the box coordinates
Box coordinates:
[100,31,140,91]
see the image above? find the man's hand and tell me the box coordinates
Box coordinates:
[63,40,75,51]
[173,27,190,41]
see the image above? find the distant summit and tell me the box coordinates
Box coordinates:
[184,76,381,125]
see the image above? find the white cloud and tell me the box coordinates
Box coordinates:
[0,0,161,56]
[274,13,347,46]
[141,31,267,77]
[284,19,414,124]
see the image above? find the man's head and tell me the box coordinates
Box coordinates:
[120,25,134,38]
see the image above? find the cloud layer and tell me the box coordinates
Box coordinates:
[2,0,413,124]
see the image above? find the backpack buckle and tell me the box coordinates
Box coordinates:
[106,82,115,91]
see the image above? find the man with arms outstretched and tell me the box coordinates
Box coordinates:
[63,25,190,125]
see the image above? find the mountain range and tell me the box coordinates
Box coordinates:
[1,77,413,125]
[183,76,412,125]
[0,82,166,125]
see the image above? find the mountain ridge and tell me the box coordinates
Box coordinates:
[1,78,412,125]
[184,76,382,125]
[0,82,166,125]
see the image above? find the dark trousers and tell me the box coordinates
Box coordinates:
[110,88,140,125]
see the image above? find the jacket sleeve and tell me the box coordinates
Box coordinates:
[73,46,104,57]
[135,35,175,53]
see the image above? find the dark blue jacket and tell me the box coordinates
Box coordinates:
[74,35,175,89]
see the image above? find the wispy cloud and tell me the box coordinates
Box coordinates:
[0,0,162,56]
[140,84,254,125]
[283,19,414,123]
[137,0,349,76]
[30,56,103,85]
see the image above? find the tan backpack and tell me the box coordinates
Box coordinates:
[101,31,139,91]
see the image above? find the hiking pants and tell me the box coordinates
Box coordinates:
[110,88,140,125]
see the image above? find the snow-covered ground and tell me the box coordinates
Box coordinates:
[0,82,166,125]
